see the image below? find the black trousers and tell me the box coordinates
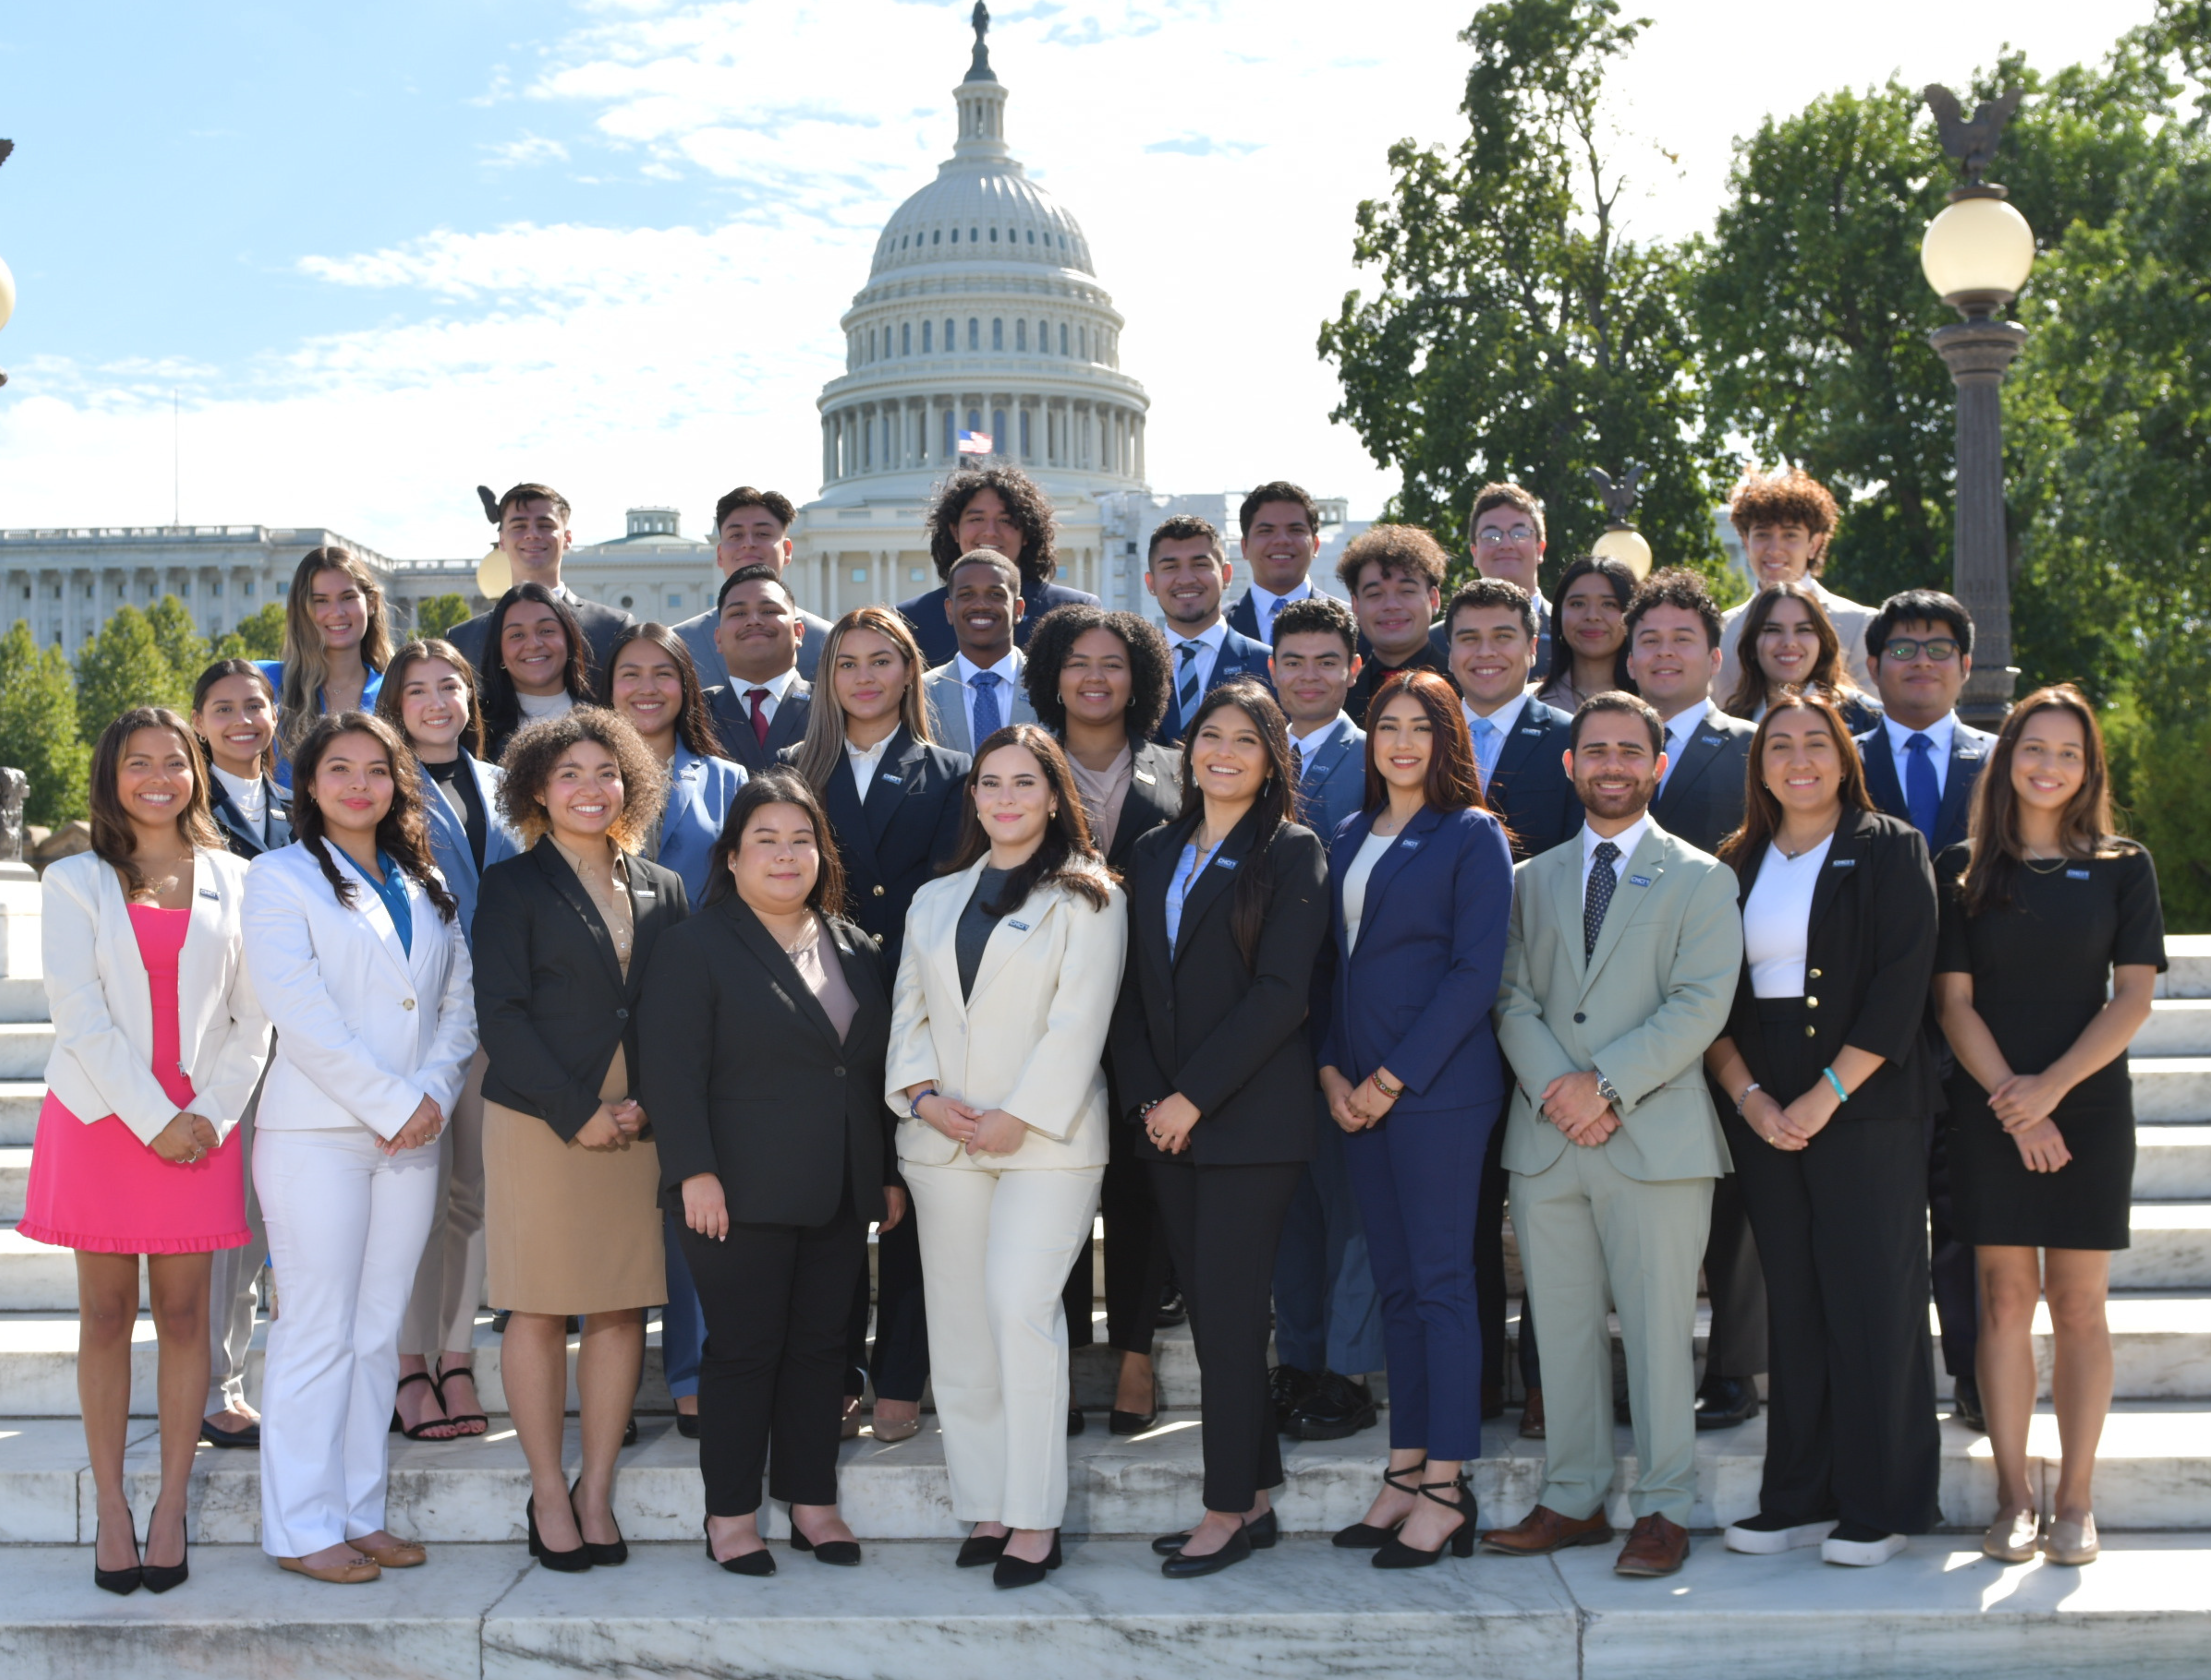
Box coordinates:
[680,1190,867,1517]
[1476,1116,1542,1394]
[1927,1117,1979,1389]
[1701,1069,1769,1381]
[1064,1115,1172,1356]
[1729,1001,1941,1535]
[1148,1157,1304,1513]
[843,1204,928,1402]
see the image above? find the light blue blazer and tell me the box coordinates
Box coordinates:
[419,752,520,945]
[656,746,749,904]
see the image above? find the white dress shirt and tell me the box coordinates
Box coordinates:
[1879,710,1957,798]
[1462,691,1530,791]
[1166,621,1229,714]
[1244,580,1314,629]
[1579,812,1653,903]
[1656,698,1711,794]
[1743,833,1834,997]
[736,663,802,724]
[1291,715,1343,777]
[954,649,1023,746]
[516,689,575,722]
[846,730,895,795]
[212,765,271,843]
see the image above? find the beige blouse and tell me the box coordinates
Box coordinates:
[1068,742,1134,856]
[785,913,857,1042]
[553,837,637,1098]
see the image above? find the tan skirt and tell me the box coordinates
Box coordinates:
[483,1093,666,1316]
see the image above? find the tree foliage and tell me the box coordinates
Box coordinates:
[0,623,88,828]
[1319,0,1730,591]
[143,595,210,691]
[228,602,287,661]
[73,606,189,743]
[416,593,473,641]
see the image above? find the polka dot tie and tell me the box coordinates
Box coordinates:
[1584,840,1620,960]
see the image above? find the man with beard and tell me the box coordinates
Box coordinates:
[1480,693,1742,1580]
[1143,513,1272,747]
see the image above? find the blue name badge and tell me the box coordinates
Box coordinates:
[2067,867,2091,880]
[1215,857,1238,871]
[881,772,904,785]
[1007,919,1031,931]
[198,887,219,901]
[1699,733,1724,747]
[1519,727,1543,737]
[1628,874,1652,888]
[1831,857,1857,869]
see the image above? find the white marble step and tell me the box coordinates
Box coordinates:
[0,1082,40,1147]
[0,976,47,1025]
[2155,934,2211,998]
[2111,1204,2211,1289]
[3,1403,2209,1552]
[6,1534,2203,1680]
[2136,998,2211,1057]
[0,1148,25,1222]
[2137,1125,2211,1201]
[0,1022,52,1082]
[2131,1057,2211,1124]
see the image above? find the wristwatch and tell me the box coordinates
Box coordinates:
[1596,1074,1622,1109]
[907,1087,936,1120]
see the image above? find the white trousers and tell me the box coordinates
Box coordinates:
[400,1047,489,1357]
[904,1161,1102,1531]
[255,1125,439,1557]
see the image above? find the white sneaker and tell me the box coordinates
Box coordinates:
[1723,1515,1838,1554]
[1821,1528,1907,1567]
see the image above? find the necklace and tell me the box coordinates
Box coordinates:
[779,917,818,957]
[2021,852,2070,874]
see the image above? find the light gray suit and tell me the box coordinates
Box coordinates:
[673,602,826,683]
[922,657,1037,755]
[1493,819,1742,1525]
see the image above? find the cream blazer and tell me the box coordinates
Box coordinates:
[242,842,476,1140]
[885,858,1126,1171]
[42,847,272,1147]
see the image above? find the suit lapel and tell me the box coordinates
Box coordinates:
[865,728,925,846]
[1579,828,1667,997]
[725,897,845,1050]
[331,845,415,989]
[928,672,968,755]
[1491,707,1549,786]
[1171,808,1259,965]
[969,882,1055,1004]
[1860,730,1905,819]
[533,839,628,993]
[263,778,293,848]
[1355,804,1443,931]
[1547,839,1590,984]
[1806,805,1872,942]
[767,680,810,754]
[1657,722,1728,811]
[622,857,670,1002]
[1935,729,1987,847]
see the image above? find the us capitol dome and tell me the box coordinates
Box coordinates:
[784,4,1152,620]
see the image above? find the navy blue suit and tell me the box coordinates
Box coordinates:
[1481,699,1583,862]
[1153,624,1276,747]
[896,576,1100,670]
[1321,804,1515,1459]
[1856,718,1993,858]
[208,772,292,862]
[417,752,520,945]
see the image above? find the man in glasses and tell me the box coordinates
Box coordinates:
[1857,587,1994,1437]
[1467,483,1552,677]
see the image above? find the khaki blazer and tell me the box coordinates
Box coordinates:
[1494,820,1743,1183]
[885,857,1126,1171]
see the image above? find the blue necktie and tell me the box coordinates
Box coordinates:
[1296,749,1323,824]
[1268,595,1287,621]
[969,670,1003,744]
[1904,732,1940,843]
[1470,715,1500,788]
[1176,643,1202,723]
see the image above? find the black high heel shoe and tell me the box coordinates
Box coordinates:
[1109,1375,1163,1436]
[790,1521,862,1567]
[956,1527,1010,1568]
[1153,1507,1279,1556]
[1372,1472,1475,1568]
[93,1513,142,1596]
[568,1479,627,1566]
[525,1493,592,1572]
[705,1515,775,1576]
[993,1533,1063,1589]
[1332,1460,1426,1548]
[141,1508,190,1594]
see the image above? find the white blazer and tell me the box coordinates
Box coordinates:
[242,842,476,1140]
[41,847,272,1147]
[885,858,1126,1172]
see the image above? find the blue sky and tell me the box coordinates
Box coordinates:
[0,0,2164,555]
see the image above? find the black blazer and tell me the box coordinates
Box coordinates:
[897,577,1101,668]
[208,773,292,859]
[473,838,690,1140]
[1856,719,1995,856]
[1652,706,1755,857]
[705,676,813,773]
[1724,805,1939,1116]
[1150,625,1277,748]
[1484,698,1584,862]
[1100,737,1183,869]
[1343,638,1449,724]
[780,726,969,974]
[1109,809,1330,1166]
[641,897,892,1229]
[450,593,636,692]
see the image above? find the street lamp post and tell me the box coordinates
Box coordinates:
[1920,85,2034,727]
[1586,462,1653,580]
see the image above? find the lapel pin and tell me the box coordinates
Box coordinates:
[1519,727,1542,736]
[1007,919,1031,931]
[1215,857,1238,870]
[2066,867,2091,879]
[1627,874,1652,888]
[1134,769,1157,785]
[1831,857,1857,869]
[1700,733,1723,746]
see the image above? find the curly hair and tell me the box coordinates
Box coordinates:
[496,705,668,854]
[88,708,225,896]
[1336,524,1449,594]
[600,623,722,758]
[940,723,1115,912]
[287,712,459,922]
[927,464,1058,584]
[702,766,848,917]
[1021,604,1172,740]
[1729,468,1839,562]
[377,638,487,759]
[1623,568,1723,651]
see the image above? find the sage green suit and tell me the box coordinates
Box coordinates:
[1494,821,1742,1525]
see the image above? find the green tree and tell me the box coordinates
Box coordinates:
[73,606,187,742]
[229,602,287,661]
[416,593,473,641]
[1320,0,1731,588]
[143,594,209,689]
[0,622,89,827]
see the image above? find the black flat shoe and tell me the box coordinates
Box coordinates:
[675,1411,700,1439]
[1109,1406,1158,1435]
[956,1530,1010,1568]
[199,1416,260,1450]
[93,1515,142,1596]
[526,1494,591,1572]
[1162,1522,1252,1578]
[1066,1405,1087,1437]
[1153,1508,1278,1556]
[1333,1459,1424,1548]
[568,1479,626,1566]
[993,1534,1062,1589]
[1693,1375,1760,1431]
[790,1527,862,1566]
[1288,1372,1379,1441]
[1373,1472,1475,1568]
[705,1516,774,1576]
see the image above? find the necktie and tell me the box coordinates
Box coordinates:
[1658,723,1684,794]
[1471,715,1500,788]
[746,687,771,746]
[1268,594,1287,621]
[1584,840,1620,959]
[1176,642,1202,723]
[1296,748,1323,824]
[969,670,1004,744]
[1904,732,1941,843]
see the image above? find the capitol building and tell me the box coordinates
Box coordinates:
[0,11,1360,653]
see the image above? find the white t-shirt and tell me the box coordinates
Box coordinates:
[518,690,575,721]
[1340,830,1396,954]
[1743,834,1834,997]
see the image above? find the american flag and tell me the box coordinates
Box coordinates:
[957,430,993,456]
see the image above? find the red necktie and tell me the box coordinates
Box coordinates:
[746,687,771,746]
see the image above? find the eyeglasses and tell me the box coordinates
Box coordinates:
[1881,637,1960,663]
[1474,525,1538,546]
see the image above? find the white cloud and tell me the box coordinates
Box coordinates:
[482,133,571,168]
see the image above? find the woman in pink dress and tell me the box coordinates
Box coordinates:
[21,707,271,1594]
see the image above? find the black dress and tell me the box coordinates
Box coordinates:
[1935,843,2166,1250]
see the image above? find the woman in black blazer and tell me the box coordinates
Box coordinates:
[1026,604,1185,1429]
[1111,679,1330,1578]
[785,606,969,1444]
[473,708,688,1573]
[191,660,292,860]
[1703,689,1939,1569]
[642,768,899,1577]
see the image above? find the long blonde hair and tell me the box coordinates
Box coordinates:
[789,607,935,789]
[276,547,396,757]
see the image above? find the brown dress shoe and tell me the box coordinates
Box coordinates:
[1519,1388,1545,1439]
[1614,1513,1689,1577]
[1479,1503,1614,1556]
[350,1537,426,1569]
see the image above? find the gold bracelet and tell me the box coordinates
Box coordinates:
[1371,1072,1404,1100]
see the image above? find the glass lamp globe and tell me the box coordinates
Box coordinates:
[476,547,510,599]
[1591,525,1653,580]
[0,255,15,332]
[1921,195,2035,309]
